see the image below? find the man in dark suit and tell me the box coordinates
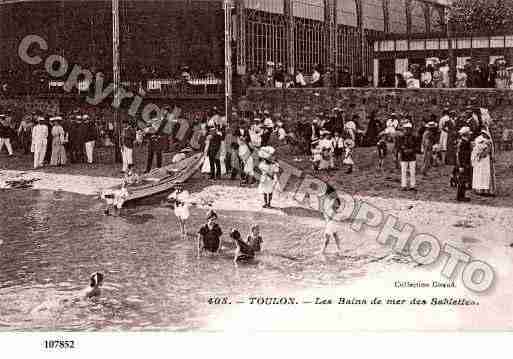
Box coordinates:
[145,117,169,173]
[206,127,223,180]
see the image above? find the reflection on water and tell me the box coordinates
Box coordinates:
[0,189,389,331]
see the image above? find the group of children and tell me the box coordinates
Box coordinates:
[167,188,264,263]
[312,130,355,174]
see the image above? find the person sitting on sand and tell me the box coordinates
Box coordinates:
[103,181,129,216]
[230,229,255,263]
[197,210,223,257]
[246,224,263,253]
[124,164,140,185]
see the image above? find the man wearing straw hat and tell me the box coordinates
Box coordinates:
[397,122,418,191]
[31,116,49,169]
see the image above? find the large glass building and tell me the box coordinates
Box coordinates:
[0,0,448,93]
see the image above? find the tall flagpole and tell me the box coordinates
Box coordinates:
[224,0,233,123]
[112,0,121,163]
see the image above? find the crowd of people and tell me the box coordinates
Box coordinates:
[243,62,371,90]
[387,57,513,89]
[0,110,102,169]
[306,105,498,202]
[0,100,503,206]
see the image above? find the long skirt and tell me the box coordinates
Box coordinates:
[50,142,67,166]
[472,157,493,194]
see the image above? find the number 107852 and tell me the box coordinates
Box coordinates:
[43,340,75,350]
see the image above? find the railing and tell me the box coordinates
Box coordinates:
[0,76,225,98]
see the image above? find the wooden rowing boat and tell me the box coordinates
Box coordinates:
[100,152,204,206]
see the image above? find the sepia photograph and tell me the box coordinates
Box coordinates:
[0,0,512,355]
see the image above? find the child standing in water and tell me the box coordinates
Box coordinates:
[320,199,343,256]
[167,185,191,240]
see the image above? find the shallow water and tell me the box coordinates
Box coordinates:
[0,189,391,331]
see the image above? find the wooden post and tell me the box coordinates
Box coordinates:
[235,0,246,76]
[325,0,337,82]
[355,0,365,77]
[112,0,121,163]
[383,0,390,33]
[285,0,295,76]
[224,0,233,123]
[446,7,455,87]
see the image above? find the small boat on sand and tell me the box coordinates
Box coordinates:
[100,152,204,207]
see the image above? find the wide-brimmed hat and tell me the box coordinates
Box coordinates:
[206,210,218,220]
[258,146,275,159]
[82,114,90,120]
[402,122,413,129]
[459,126,471,135]
[426,121,437,128]
[320,130,331,136]
[49,116,63,122]
[36,116,45,122]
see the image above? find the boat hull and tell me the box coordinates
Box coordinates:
[100,153,204,205]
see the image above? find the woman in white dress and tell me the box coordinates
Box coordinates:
[471,131,496,196]
[167,185,192,239]
[238,136,255,185]
[257,146,279,208]
[50,117,67,166]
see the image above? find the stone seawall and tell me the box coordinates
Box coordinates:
[244,88,513,130]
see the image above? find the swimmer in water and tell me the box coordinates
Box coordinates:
[230,229,255,263]
[84,272,104,299]
[30,272,106,315]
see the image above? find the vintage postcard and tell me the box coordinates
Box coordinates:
[0,0,512,353]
